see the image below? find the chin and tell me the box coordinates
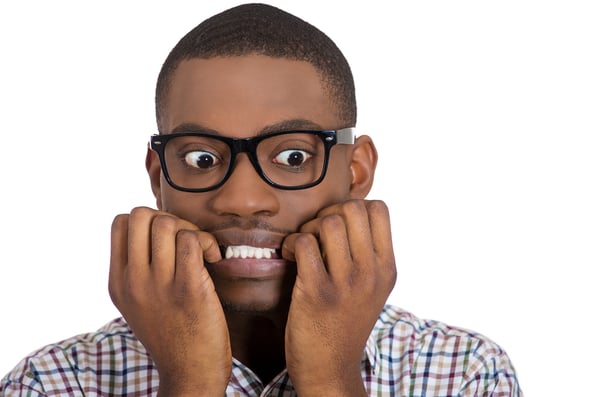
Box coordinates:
[220,299,284,314]
[214,278,294,315]
[207,258,297,315]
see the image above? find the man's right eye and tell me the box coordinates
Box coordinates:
[184,151,220,169]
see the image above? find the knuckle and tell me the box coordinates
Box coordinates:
[367,200,389,217]
[124,277,148,305]
[176,228,195,242]
[111,214,128,232]
[129,206,153,220]
[384,263,397,288]
[319,214,344,232]
[176,230,199,259]
[317,286,339,306]
[152,214,178,233]
[355,267,374,287]
[294,233,317,250]
[379,259,398,292]
[197,231,219,258]
[107,280,121,307]
[297,277,338,306]
[175,271,211,303]
[173,280,193,303]
[342,198,367,215]
[198,231,216,247]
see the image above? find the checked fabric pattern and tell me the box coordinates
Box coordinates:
[1,305,522,396]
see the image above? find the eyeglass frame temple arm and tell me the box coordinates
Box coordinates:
[336,127,356,145]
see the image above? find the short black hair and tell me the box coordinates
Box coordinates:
[155,3,356,132]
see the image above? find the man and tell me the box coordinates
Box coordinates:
[1,3,521,396]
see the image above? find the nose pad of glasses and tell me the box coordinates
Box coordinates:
[227,151,267,183]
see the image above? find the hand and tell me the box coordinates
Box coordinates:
[282,199,397,397]
[108,207,231,396]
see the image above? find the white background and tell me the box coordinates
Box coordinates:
[1,1,594,395]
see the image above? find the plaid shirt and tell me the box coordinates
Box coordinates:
[1,305,522,396]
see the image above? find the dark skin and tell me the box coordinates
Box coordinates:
[108,55,397,396]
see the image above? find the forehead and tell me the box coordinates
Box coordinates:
[161,55,341,137]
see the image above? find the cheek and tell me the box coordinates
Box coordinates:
[159,180,209,218]
[279,172,351,224]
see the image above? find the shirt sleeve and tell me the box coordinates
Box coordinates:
[1,363,46,397]
[459,339,523,397]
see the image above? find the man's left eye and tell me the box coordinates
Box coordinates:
[272,150,311,167]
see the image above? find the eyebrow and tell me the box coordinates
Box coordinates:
[169,119,325,136]
[170,123,218,134]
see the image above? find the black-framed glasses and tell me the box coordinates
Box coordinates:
[150,128,356,192]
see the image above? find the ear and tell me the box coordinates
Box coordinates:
[145,147,163,209]
[348,134,378,199]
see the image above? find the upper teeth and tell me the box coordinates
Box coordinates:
[225,245,276,259]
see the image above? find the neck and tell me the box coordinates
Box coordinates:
[225,307,288,385]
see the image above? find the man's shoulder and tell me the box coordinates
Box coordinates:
[367,305,522,395]
[376,305,495,340]
[25,317,140,358]
[374,304,511,356]
[366,305,522,396]
[1,318,156,395]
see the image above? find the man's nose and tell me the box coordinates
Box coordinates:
[210,153,280,217]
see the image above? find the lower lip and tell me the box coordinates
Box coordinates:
[206,258,295,279]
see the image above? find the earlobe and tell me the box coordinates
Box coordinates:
[349,135,378,199]
[145,148,163,209]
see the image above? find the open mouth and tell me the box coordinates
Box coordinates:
[219,245,282,260]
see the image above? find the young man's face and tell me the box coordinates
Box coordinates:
[148,55,355,313]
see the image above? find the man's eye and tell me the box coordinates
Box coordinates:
[272,149,312,167]
[184,151,220,169]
